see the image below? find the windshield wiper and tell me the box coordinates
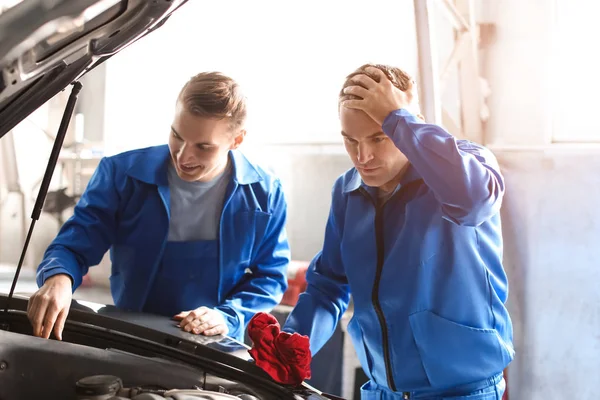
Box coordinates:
[2,81,82,316]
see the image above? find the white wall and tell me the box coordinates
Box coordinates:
[483,1,600,399]
[552,0,600,142]
[482,0,555,147]
[499,151,600,400]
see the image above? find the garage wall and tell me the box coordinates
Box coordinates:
[483,1,600,399]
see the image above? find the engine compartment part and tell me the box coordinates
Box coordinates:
[76,375,124,398]
[0,329,268,399]
[74,374,259,400]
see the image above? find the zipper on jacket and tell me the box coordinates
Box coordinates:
[359,180,423,394]
[360,187,397,391]
[373,205,397,392]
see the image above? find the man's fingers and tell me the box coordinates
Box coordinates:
[173,311,190,321]
[195,324,213,335]
[181,318,203,332]
[189,321,205,334]
[182,312,198,325]
[192,322,209,334]
[27,297,42,335]
[26,278,73,340]
[41,303,61,339]
[341,99,364,110]
[364,67,387,82]
[194,307,209,317]
[54,309,68,341]
[203,325,228,337]
[27,296,39,325]
[191,316,220,334]
[177,308,219,334]
[31,299,49,337]
[179,319,192,330]
[26,297,33,314]
[195,312,227,334]
[350,74,377,89]
[179,307,208,324]
[343,85,370,100]
[180,318,199,333]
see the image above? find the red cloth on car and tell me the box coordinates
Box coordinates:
[247,312,312,386]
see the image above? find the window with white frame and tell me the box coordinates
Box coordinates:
[102,0,419,154]
[552,0,600,142]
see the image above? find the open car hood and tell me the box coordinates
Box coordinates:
[0,293,331,399]
[0,0,188,139]
[1,293,254,364]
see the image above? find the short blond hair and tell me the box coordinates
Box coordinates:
[178,71,246,129]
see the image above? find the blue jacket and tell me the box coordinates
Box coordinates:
[284,110,514,394]
[37,145,290,340]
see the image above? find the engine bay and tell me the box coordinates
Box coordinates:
[74,374,259,399]
[0,323,286,400]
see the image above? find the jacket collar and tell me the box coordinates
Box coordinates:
[229,148,263,185]
[343,163,422,194]
[126,145,171,186]
[126,145,262,186]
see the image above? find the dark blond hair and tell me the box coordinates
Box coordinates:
[339,63,414,102]
[178,71,247,129]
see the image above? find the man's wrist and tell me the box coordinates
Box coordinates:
[46,273,73,287]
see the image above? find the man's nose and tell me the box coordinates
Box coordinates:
[357,143,374,164]
[179,142,194,160]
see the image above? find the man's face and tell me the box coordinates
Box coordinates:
[168,103,244,182]
[340,106,408,191]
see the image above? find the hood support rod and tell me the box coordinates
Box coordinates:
[3,81,83,316]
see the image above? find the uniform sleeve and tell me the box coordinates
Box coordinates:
[382,109,505,226]
[282,184,351,355]
[215,180,291,341]
[36,157,119,290]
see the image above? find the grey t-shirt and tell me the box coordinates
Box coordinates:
[167,162,232,242]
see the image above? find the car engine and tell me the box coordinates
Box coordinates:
[0,325,295,400]
[75,374,259,400]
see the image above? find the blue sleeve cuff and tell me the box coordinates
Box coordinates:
[214,305,243,340]
[382,108,421,135]
[36,267,75,292]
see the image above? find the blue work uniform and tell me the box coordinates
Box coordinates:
[284,110,514,399]
[36,145,290,341]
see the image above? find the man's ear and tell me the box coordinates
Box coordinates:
[231,129,246,150]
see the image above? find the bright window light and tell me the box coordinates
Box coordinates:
[102,0,419,154]
[552,0,600,142]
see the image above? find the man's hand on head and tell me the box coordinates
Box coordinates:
[341,66,416,125]
[173,306,229,337]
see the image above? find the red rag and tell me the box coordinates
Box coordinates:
[274,331,312,384]
[248,313,281,368]
[247,312,312,386]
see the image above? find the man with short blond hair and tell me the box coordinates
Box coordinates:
[28,72,290,343]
